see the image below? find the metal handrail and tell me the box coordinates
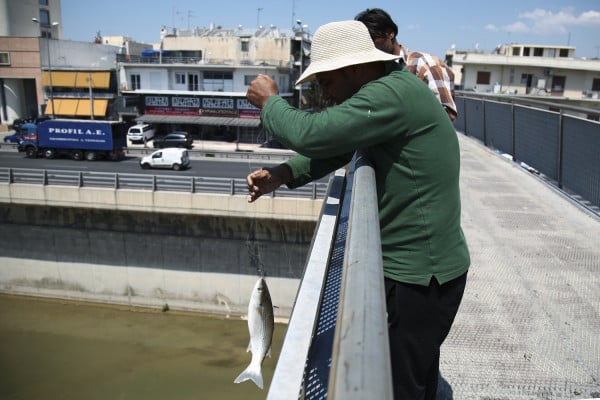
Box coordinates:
[328,152,392,399]
[268,153,392,399]
[0,167,327,199]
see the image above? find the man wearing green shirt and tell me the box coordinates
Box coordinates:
[246,20,470,399]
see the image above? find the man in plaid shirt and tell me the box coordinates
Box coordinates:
[356,8,458,121]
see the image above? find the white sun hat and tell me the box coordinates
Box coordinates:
[296,20,400,85]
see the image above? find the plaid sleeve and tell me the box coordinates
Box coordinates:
[406,51,457,120]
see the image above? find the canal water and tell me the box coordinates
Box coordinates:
[0,294,285,400]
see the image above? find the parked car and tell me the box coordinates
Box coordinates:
[140,148,190,171]
[3,132,24,143]
[259,138,287,149]
[127,123,155,144]
[152,131,193,149]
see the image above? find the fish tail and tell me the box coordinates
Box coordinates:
[233,363,264,389]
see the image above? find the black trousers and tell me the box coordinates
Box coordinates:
[385,272,467,400]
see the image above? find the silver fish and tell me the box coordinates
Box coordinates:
[234,277,274,390]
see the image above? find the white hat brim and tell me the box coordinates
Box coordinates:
[296,48,399,85]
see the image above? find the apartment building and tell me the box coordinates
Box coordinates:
[446,43,600,102]
[118,24,310,142]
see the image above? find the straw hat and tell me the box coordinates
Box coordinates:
[296,20,400,85]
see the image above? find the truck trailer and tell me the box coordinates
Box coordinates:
[18,119,128,161]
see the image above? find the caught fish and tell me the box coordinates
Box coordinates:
[234,277,274,390]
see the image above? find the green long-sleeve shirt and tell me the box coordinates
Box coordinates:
[261,63,470,286]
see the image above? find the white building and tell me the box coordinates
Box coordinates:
[445,44,600,101]
[118,25,310,142]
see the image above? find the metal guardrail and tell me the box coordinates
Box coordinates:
[0,167,327,199]
[126,147,297,162]
[268,153,391,399]
[328,153,392,399]
[0,141,297,163]
[454,94,600,214]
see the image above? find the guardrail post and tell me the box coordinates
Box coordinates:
[152,175,157,191]
[312,183,317,200]
[114,174,118,190]
[230,178,235,195]
[43,169,48,185]
[78,172,83,187]
[8,168,13,183]
[191,177,195,193]
[557,111,564,189]
[511,103,516,161]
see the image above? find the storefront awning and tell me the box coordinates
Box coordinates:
[74,72,111,89]
[75,99,109,116]
[45,99,109,117]
[42,71,111,89]
[135,114,261,128]
[43,71,77,87]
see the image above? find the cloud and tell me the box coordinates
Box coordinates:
[486,7,600,35]
[578,10,600,26]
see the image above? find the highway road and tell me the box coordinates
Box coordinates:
[0,151,279,180]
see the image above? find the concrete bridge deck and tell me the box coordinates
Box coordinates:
[441,134,599,399]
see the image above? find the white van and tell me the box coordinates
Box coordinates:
[128,124,155,144]
[140,148,190,171]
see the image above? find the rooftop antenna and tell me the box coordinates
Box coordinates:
[176,9,195,30]
[257,7,264,28]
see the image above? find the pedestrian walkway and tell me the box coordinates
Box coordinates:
[440,134,599,399]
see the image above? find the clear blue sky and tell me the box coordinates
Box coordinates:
[61,0,600,59]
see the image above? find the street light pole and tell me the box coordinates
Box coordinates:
[32,18,59,119]
[296,20,303,110]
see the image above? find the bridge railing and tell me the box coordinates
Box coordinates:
[0,167,328,199]
[454,92,600,213]
[268,153,392,399]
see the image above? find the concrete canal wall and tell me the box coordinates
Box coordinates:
[0,185,322,318]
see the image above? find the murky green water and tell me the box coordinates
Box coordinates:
[0,294,285,400]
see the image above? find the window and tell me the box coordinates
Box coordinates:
[39,0,49,5]
[203,71,233,91]
[39,9,50,25]
[512,47,520,56]
[476,71,491,85]
[241,41,249,52]
[188,73,199,91]
[0,52,10,66]
[175,73,186,85]
[130,74,141,90]
[523,47,531,56]
[533,47,544,57]
[592,78,600,92]
[551,76,566,95]
[244,75,258,85]
[559,49,569,57]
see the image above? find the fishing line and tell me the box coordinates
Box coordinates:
[245,126,266,279]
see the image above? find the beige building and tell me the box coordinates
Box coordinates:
[0,0,63,129]
[445,44,600,102]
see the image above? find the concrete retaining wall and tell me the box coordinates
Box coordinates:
[0,183,323,220]
[0,185,322,318]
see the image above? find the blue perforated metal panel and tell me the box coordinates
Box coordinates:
[303,166,354,400]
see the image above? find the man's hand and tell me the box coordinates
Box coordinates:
[246,75,279,109]
[246,165,291,203]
